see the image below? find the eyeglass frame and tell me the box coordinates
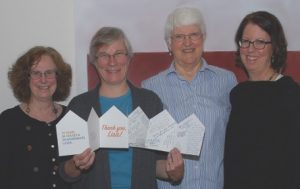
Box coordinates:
[171,32,203,43]
[96,51,128,63]
[239,39,272,50]
[29,69,57,80]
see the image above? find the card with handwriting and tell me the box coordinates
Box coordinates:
[128,108,205,156]
[57,106,205,156]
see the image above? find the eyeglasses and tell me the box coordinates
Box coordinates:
[239,39,272,50]
[172,32,202,43]
[30,70,57,80]
[96,51,128,63]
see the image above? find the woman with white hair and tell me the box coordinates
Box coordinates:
[142,7,237,189]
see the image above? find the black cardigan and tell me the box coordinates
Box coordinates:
[60,81,165,189]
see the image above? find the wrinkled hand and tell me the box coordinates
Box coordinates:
[72,148,95,171]
[166,148,184,182]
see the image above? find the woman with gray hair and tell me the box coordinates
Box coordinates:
[142,7,237,189]
[59,27,184,189]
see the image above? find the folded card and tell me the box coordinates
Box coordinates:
[56,106,128,156]
[57,106,205,156]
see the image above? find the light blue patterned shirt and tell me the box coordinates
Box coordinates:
[142,59,237,189]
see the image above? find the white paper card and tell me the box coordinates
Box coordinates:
[56,109,99,156]
[175,114,205,156]
[99,106,128,148]
[87,108,101,151]
[128,107,149,148]
[57,106,205,156]
[145,110,178,152]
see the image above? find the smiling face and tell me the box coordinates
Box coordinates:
[29,55,57,102]
[170,24,204,69]
[240,23,273,79]
[95,38,129,88]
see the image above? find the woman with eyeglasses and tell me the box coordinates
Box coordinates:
[224,11,300,189]
[142,7,237,189]
[0,46,72,189]
[59,27,183,189]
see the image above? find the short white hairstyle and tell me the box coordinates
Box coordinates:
[164,7,206,46]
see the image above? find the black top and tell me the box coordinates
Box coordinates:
[0,105,71,189]
[224,76,300,189]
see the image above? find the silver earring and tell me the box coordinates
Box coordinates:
[271,56,274,64]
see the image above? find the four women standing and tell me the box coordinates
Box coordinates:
[1,8,299,189]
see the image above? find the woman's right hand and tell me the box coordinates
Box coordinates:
[65,148,95,177]
[72,148,95,171]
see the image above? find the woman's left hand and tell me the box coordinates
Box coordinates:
[166,148,184,182]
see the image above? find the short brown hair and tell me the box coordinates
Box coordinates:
[8,46,72,103]
[235,11,287,73]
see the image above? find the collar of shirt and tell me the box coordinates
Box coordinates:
[166,58,216,78]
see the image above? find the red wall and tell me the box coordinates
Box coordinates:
[88,51,300,89]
